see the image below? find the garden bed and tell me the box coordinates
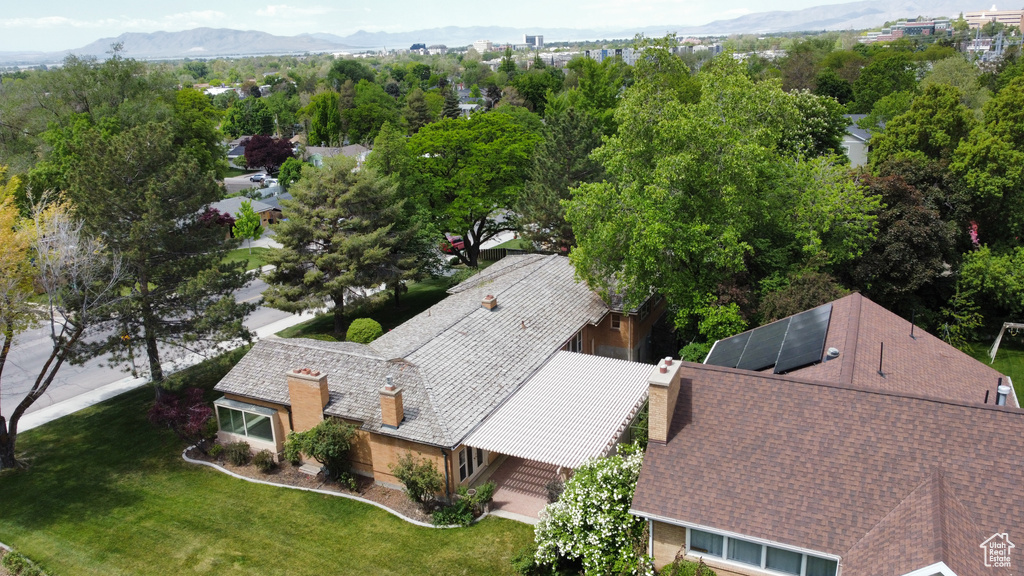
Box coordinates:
[184,446,437,524]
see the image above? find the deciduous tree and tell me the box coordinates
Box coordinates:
[243,134,294,174]
[233,200,263,254]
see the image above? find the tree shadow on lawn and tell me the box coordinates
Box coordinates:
[0,386,173,532]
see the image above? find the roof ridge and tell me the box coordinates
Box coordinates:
[838,293,862,385]
[843,469,940,558]
[271,337,383,361]
[685,360,1023,415]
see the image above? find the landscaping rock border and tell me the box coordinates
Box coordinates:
[182,446,485,529]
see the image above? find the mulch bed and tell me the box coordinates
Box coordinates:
[184,447,434,524]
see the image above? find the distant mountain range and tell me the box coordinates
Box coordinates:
[0,0,972,65]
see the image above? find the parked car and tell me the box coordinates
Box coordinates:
[249,173,266,183]
[263,178,279,187]
[441,233,465,254]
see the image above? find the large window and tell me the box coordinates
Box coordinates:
[686,526,837,576]
[215,398,276,443]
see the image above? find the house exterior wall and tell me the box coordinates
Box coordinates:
[368,433,450,491]
[584,297,667,362]
[650,521,768,576]
[843,137,868,167]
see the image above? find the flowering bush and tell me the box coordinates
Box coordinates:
[533,444,653,576]
[148,387,213,448]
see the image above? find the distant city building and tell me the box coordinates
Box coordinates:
[965,7,1024,29]
[427,44,448,55]
[410,43,426,51]
[473,40,493,53]
[859,18,952,43]
[523,34,544,48]
[585,47,639,66]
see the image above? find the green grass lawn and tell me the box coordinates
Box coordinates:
[967,336,1024,402]
[221,167,249,179]
[0,352,533,576]
[222,247,273,271]
[491,238,531,250]
[276,276,457,341]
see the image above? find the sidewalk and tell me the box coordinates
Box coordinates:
[17,306,318,432]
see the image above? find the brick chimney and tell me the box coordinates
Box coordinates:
[287,368,329,433]
[380,375,404,428]
[482,294,497,310]
[647,357,683,444]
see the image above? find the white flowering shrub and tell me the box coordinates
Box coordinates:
[533,444,653,576]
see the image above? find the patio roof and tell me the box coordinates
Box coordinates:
[463,351,651,469]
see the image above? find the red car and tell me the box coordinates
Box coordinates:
[441,233,465,254]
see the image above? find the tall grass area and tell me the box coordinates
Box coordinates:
[0,351,532,576]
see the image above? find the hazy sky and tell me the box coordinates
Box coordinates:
[1,0,855,52]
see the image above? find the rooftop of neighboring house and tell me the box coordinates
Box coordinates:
[631,359,1021,576]
[208,196,278,216]
[844,114,872,143]
[214,254,611,448]
[304,144,370,160]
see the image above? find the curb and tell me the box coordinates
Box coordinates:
[0,540,10,552]
[182,446,488,529]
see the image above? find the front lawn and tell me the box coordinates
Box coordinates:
[223,247,273,271]
[967,336,1024,402]
[276,275,456,340]
[0,354,532,576]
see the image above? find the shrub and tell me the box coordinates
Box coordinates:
[474,480,496,505]
[253,449,277,473]
[224,441,252,466]
[534,444,651,576]
[148,387,213,447]
[283,437,302,465]
[208,443,224,458]
[390,451,444,504]
[544,479,564,503]
[511,543,545,576]
[345,318,383,343]
[283,418,357,480]
[1,551,49,576]
[432,497,474,527]
[662,558,717,576]
[338,471,359,492]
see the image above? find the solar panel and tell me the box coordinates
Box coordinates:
[773,303,833,374]
[736,318,791,371]
[704,330,751,368]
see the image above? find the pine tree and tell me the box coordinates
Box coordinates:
[442,85,462,119]
[403,88,433,134]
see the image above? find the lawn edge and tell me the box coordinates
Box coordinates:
[181,446,482,530]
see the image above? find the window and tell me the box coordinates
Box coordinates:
[639,300,651,320]
[766,547,802,575]
[458,447,475,481]
[215,399,276,443]
[475,448,484,468]
[564,330,583,353]
[728,539,762,566]
[610,314,621,331]
[689,529,723,557]
[685,526,838,576]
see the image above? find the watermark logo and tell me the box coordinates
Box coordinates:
[981,533,1015,568]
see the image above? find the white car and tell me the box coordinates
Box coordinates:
[263,178,279,187]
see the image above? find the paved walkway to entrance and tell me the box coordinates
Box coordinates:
[478,456,559,523]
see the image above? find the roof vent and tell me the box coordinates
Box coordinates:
[482,294,497,310]
[825,347,840,360]
[997,378,1011,406]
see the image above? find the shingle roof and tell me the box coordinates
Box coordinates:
[462,351,650,468]
[209,196,277,217]
[791,293,1014,406]
[215,255,611,448]
[630,362,1024,574]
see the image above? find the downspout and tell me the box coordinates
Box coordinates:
[629,316,633,362]
[441,448,452,501]
[648,519,654,558]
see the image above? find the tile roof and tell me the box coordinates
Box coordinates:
[215,255,611,448]
[630,361,1024,575]
[462,351,650,468]
[791,293,1014,407]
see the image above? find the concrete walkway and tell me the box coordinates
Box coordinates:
[481,455,560,523]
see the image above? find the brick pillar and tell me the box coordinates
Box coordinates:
[380,378,404,428]
[287,368,329,433]
[648,357,682,444]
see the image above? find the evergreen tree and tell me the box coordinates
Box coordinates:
[403,88,433,134]
[442,85,461,119]
[264,155,420,331]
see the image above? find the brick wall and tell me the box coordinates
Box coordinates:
[287,370,328,433]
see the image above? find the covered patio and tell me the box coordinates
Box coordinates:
[464,351,652,521]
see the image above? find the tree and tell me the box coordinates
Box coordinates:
[402,87,433,134]
[148,387,213,448]
[344,80,400,144]
[327,59,376,90]
[441,85,461,119]
[869,84,976,165]
[265,155,419,332]
[408,113,542,267]
[233,200,264,255]
[0,200,121,470]
[533,445,650,575]
[813,68,854,105]
[222,96,274,138]
[921,55,990,110]
[517,107,605,252]
[852,53,917,113]
[303,91,343,147]
[783,90,848,158]
[243,134,294,174]
[277,156,304,191]
[63,122,255,387]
